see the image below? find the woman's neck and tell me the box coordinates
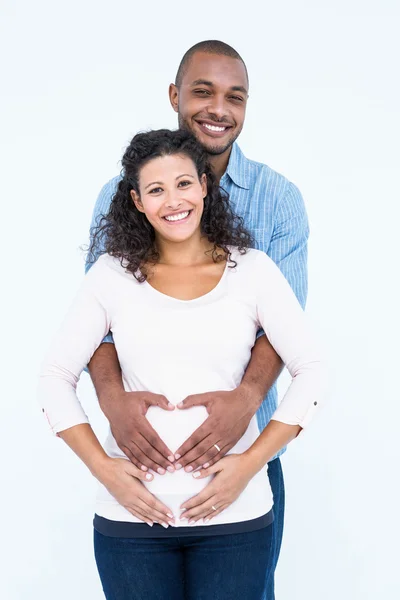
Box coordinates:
[155,233,214,267]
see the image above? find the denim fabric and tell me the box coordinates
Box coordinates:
[94,523,274,600]
[265,457,285,600]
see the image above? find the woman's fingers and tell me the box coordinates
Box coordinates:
[203,503,229,523]
[181,495,220,523]
[124,505,154,527]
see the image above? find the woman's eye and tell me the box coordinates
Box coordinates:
[149,187,163,194]
[178,180,191,187]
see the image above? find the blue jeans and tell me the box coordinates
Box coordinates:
[94,458,284,600]
[265,456,285,600]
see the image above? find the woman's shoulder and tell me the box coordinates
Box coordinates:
[230,246,274,270]
[86,253,137,286]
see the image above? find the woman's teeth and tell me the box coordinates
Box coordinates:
[164,211,190,222]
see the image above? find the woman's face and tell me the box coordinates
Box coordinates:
[131,154,207,244]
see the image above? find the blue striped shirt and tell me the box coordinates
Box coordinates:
[87,142,309,454]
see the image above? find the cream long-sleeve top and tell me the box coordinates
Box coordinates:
[38,247,325,528]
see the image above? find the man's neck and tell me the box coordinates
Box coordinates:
[207,146,232,182]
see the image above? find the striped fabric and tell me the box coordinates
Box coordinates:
[87,143,309,455]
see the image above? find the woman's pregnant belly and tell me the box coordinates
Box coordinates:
[96,404,273,525]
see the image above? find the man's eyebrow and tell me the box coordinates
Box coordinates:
[190,79,248,94]
[191,79,213,87]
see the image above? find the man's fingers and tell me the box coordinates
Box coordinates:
[138,431,176,472]
[146,393,175,412]
[174,424,214,464]
[140,423,175,463]
[177,393,211,411]
[193,442,233,471]
[121,440,164,473]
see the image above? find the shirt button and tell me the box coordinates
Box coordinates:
[314,401,318,406]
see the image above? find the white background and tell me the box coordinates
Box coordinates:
[1,1,399,598]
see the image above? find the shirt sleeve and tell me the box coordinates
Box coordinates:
[254,251,325,429]
[85,176,120,345]
[268,182,309,309]
[38,261,111,434]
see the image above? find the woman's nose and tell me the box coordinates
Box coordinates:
[165,195,183,210]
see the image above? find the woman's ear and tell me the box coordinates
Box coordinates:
[200,174,207,198]
[130,190,145,213]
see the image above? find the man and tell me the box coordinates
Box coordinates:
[87,40,309,598]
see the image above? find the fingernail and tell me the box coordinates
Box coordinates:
[175,463,182,470]
[193,471,200,478]
[141,465,148,471]
[167,466,175,473]
[157,468,166,475]
[185,465,193,472]
[180,507,187,513]
[145,473,153,480]
[177,402,183,408]
[204,518,210,523]
[168,520,176,527]
[167,512,174,519]
[203,463,210,469]
[189,520,196,525]
[161,523,169,529]
[168,455,175,462]
[147,522,154,527]
[168,403,175,409]
[174,454,181,460]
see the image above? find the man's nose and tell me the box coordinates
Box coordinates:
[206,95,228,121]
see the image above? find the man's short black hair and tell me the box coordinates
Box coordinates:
[175,40,248,87]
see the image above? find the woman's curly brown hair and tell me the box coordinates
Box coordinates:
[88,129,252,281]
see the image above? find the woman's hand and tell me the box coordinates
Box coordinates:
[99,458,175,528]
[180,453,257,524]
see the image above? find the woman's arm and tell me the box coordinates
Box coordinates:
[38,260,174,526]
[58,423,174,527]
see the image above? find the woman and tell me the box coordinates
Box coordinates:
[38,129,324,599]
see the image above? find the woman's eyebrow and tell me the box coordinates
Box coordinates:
[176,174,195,180]
[144,181,163,190]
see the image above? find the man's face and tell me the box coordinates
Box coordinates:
[169,52,249,156]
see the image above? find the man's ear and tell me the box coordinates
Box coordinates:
[169,83,179,113]
[130,190,145,213]
[200,174,207,198]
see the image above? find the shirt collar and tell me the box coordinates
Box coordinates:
[222,142,250,190]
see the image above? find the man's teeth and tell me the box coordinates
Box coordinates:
[203,123,226,132]
[164,211,190,222]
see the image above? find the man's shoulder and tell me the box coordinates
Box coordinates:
[234,144,300,199]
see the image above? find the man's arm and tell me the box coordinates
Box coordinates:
[173,182,309,471]
[86,178,176,474]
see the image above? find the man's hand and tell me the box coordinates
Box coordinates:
[103,390,176,474]
[173,383,261,472]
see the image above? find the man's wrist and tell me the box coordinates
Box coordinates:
[238,380,265,412]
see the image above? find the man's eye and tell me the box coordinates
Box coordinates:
[194,89,211,96]
[230,95,244,102]
[178,181,191,187]
[149,187,163,194]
